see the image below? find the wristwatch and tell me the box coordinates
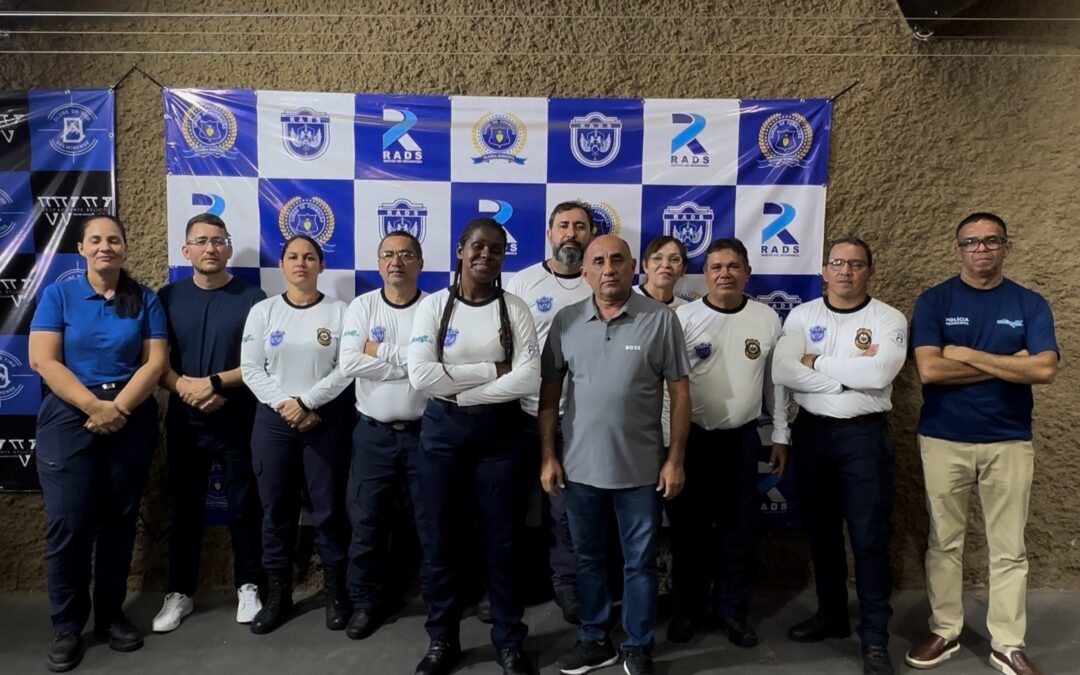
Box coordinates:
[209,373,223,391]
[295,396,311,413]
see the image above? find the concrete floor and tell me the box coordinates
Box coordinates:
[1,590,1077,674]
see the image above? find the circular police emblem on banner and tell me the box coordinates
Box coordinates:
[536,296,553,313]
[589,201,621,237]
[371,326,387,342]
[855,327,873,350]
[443,328,459,347]
[569,112,622,168]
[269,330,285,347]
[278,196,336,252]
[0,189,28,238]
[180,102,239,159]
[0,350,26,405]
[46,101,101,158]
[281,107,330,160]
[316,327,332,347]
[758,113,813,169]
[745,338,762,360]
[471,112,527,164]
[809,325,826,343]
[694,342,712,359]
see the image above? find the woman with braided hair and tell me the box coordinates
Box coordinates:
[407,217,541,675]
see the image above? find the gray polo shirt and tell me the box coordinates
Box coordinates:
[542,291,690,489]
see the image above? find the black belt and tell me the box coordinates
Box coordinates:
[430,398,517,417]
[800,411,886,428]
[357,412,419,432]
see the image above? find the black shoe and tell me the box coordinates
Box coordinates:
[786,613,850,643]
[554,588,581,625]
[622,647,656,675]
[415,638,462,675]
[476,593,493,624]
[345,608,381,640]
[250,568,293,635]
[719,617,759,648]
[555,638,619,674]
[46,633,83,672]
[322,565,350,631]
[862,645,894,675]
[497,646,538,675]
[93,617,143,652]
[665,615,697,643]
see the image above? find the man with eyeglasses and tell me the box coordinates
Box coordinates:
[153,213,268,633]
[339,231,432,640]
[906,213,1057,675]
[773,236,907,675]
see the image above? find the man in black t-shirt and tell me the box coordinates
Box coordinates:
[153,213,267,633]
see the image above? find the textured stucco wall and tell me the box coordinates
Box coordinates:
[1,0,1078,594]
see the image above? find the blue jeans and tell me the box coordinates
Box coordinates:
[564,481,662,651]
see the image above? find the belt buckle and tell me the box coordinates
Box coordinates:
[391,422,406,431]
[101,382,117,391]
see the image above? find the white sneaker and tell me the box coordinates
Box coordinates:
[236,583,262,624]
[152,592,194,633]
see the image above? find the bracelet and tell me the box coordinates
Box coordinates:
[209,373,223,391]
[294,396,311,413]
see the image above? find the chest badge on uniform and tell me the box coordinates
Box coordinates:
[536,296,553,313]
[694,342,712,359]
[269,330,285,347]
[745,338,761,360]
[443,328,459,347]
[855,327,872,350]
[316,327,332,346]
[370,326,386,342]
[809,325,826,343]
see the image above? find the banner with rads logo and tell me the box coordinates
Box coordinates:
[0,89,117,491]
[163,89,831,525]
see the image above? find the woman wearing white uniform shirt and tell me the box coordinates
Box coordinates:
[240,235,353,636]
[407,217,541,675]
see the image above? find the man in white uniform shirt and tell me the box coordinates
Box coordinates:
[667,238,789,648]
[773,237,907,675]
[504,201,594,624]
[339,231,430,640]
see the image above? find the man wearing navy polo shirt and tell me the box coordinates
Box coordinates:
[906,213,1057,675]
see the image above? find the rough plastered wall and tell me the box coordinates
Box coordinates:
[1,0,1078,595]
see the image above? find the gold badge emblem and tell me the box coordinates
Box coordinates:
[855,327,872,350]
[316,327,332,347]
[745,338,761,360]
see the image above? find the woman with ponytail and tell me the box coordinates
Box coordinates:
[407,217,541,675]
[29,215,168,671]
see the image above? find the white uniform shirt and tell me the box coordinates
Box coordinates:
[773,297,908,418]
[505,261,592,417]
[340,288,428,422]
[677,296,791,444]
[241,294,351,409]
[408,288,540,407]
[634,285,686,446]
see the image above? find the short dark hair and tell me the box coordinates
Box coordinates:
[704,238,750,267]
[548,200,595,231]
[281,234,324,263]
[185,212,229,238]
[380,230,423,259]
[956,212,1008,239]
[825,236,873,268]
[642,235,688,264]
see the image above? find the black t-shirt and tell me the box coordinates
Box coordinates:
[158,276,266,427]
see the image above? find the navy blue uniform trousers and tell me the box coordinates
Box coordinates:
[523,420,576,593]
[667,421,761,621]
[250,401,352,571]
[36,390,158,635]
[793,411,895,648]
[418,399,529,651]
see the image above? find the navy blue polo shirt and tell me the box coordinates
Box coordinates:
[31,273,168,387]
[157,276,265,426]
[911,276,1058,443]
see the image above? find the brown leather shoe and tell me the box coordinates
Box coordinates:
[990,649,1042,675]
[904,633,960,669]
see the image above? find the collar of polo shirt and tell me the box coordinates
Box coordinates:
[586,290,642,322]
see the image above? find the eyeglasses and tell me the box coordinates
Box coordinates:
[186,236,231,248]
[957,236,1007,252]
[826,258,869,271]
[378,249,418,262]
[647,253,685,266]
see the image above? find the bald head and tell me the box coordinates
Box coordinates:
[583,235,636,304]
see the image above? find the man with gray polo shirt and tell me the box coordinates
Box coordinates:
[540,235,691,675]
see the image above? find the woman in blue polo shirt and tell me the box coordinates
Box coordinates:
[28,214,168,672]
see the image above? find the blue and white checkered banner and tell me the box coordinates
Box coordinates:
[163,89,831,525]
[0,88,117,491]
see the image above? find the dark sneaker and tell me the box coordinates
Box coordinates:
[497,646,539,675]
[554,587,581,625]
[415,637,462,675]
[556,637,620,675]
[905,633,960,669]
[863,645,895,675]
[622,647,655,675]
[46,632,83,672]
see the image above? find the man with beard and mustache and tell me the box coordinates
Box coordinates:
[153,213,267,633]
[504,201,594,625]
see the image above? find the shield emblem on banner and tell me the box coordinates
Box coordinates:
[377,198,428,242]
[569,112,622,168]
[280,108,330,160]
[662,201,714,259]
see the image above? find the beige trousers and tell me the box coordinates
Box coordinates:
[918,435,1034,652]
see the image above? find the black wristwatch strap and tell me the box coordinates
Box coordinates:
[295,396,311,413]
[209,373,223,391]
